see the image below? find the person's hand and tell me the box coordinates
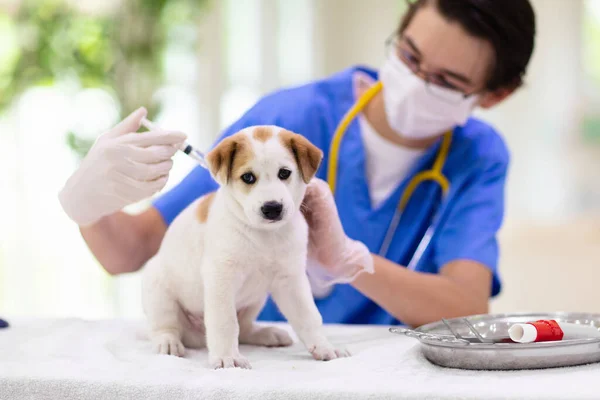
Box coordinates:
[59,107,186,226]
[302,178,374,288]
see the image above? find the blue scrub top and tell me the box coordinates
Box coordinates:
[153,65,509,326]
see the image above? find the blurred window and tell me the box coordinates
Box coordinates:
[0,0,206,318]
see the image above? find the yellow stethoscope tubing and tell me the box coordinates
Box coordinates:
[327,81,384,193]
[327,80,453,262]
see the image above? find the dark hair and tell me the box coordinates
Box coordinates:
[399,0,536,91]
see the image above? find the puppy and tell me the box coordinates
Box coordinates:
[141,126,349,369]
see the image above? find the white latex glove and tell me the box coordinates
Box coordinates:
[58,107,186,226]
[302,178,375,289]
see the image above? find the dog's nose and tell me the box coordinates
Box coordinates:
[261,201,283,221]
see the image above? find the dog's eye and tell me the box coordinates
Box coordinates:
[241,172,256,184]
[278,168,292,180]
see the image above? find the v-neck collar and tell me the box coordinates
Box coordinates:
[333,69,447,215]
[360,131,446,215]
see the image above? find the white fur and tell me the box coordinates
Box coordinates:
[141,126,348,369]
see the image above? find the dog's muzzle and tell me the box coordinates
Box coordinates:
[261,201,283,221]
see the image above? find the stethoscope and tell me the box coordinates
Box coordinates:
[327,81,452,270]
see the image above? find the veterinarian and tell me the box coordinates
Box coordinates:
[59,0,536,327]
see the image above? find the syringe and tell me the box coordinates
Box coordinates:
[140,117,208,169]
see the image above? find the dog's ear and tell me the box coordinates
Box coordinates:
[206,135,238,185]
[206,133,253,185]
[279,130,323,184]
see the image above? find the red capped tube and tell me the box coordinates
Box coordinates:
[508,320,600,343]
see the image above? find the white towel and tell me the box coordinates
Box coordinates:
[0,318,599,399]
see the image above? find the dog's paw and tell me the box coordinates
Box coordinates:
[152,332,185,357]
[210,354,252,369]
[239,326,294,347]
[309,344,351,361]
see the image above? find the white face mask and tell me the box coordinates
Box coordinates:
[379,54,480,139]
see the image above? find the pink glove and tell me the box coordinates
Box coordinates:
[302,178,374,289]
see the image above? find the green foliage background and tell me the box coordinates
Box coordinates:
[0,0,209,158]
[583,3,600,143]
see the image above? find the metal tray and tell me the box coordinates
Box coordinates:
[390,312,600,370]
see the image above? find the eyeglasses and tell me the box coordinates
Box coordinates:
[384,34,477,104]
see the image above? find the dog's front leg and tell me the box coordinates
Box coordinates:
[203,264,251,369]
[271,272,350,361]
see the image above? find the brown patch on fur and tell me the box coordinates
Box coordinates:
[205,132,253,184]
[196,192,216,223]
[252,126,273,142]
[278,130,323,183]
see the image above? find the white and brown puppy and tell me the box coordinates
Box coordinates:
[141,126,349,369]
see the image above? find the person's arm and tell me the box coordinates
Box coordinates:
[352,258,491,327]
[80,163,218,275]
[80,208,166,275]
[353,152,508,327]
[303,138,508,327]
[58,107,187,274]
